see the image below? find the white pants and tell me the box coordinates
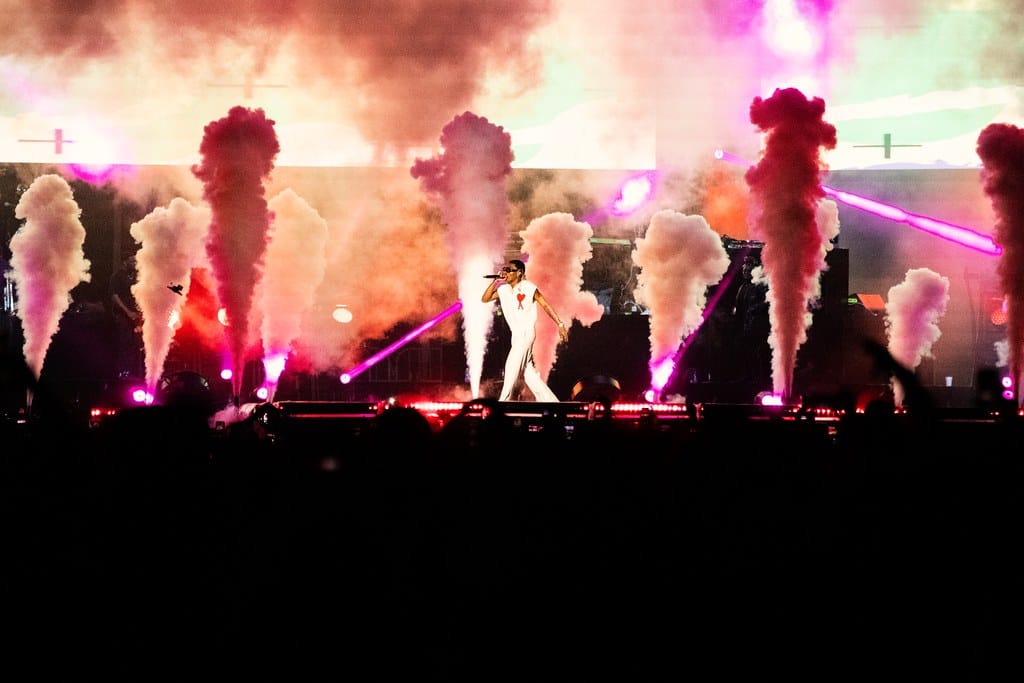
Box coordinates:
[499,330,558,402]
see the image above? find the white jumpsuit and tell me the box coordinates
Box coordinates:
[496,280,559,402]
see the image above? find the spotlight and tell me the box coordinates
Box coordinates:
[989,296,1007,326]
[332,305,353,323]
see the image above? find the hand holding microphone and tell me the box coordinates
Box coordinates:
[484,267,511,279]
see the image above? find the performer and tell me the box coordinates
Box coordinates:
[482,259,569,401]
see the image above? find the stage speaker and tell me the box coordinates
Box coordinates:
[570,374,622,402]
[157,370,215,415]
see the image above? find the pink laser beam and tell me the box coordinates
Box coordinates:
[714,149,1001,256]
[649,245,750,394]
[340,301,463,384]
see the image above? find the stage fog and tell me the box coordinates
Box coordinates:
[0,160,1002,414]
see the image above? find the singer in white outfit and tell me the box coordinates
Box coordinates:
[482,259,570,401]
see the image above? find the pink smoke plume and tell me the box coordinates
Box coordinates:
[255,188,329,402]
[884,267,950,407]
[744,87,837,401]
[0,2,552,166]
[129,197,211,393]
[192,105,280,400]
[410,111,514,398]
[631,209,731,390]
[7,174,91,380]
[517,211,604,380]
[977,122,1024,399]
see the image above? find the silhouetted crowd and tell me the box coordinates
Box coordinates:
[5,392,1024,681]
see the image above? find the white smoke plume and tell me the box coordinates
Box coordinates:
[7,174,91,379]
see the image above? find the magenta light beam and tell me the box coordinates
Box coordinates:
[713,149,1001,256]
[650,245,750,395]
[339,301,463,384]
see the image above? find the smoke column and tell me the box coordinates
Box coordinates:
[517,211,604,380]
[7,173,91,380]
[129,197,211,394]
[811,197,841,299]
[257,188,329,402]
[411,111,514,398]
[884,267,950,407]
[977,122,1024,399]
[744,87,837,400]
[631,209,730,390]
[192,106,280,400]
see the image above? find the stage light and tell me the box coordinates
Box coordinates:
[332,305,353,323]
[570,374,622,402]
[761,0,822,58]
[852,293,885,313]
[129,386,153,405]
[990,296,1007,326]
[610,172,655,216]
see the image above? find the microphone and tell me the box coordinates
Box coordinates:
[483,274,502,279]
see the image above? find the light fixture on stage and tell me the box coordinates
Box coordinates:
[989,296,1008,326]
[975,367,1017,414]
[129,385,153,405]
[156,370,215,415]
[570,374,622,402]
[851,293,885,313]
[332,304,353,323]
[714,149,1002,255]
[610,172,656,216]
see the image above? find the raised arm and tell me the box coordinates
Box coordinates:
[482,278,501,303]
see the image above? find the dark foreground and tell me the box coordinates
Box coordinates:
[4,404,1024,681]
